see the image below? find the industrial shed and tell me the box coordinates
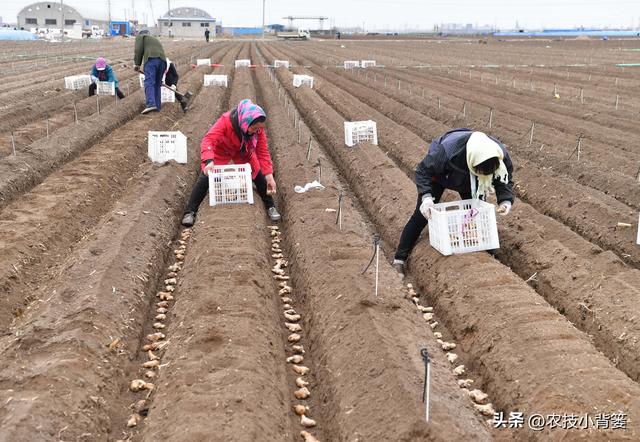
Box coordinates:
[17,2,109,32]
[157,7,216,38]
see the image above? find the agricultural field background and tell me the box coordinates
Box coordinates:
[1,36,640,441]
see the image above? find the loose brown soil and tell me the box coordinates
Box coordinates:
[1,37,640,441]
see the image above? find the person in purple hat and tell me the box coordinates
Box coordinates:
[89,57,125,99]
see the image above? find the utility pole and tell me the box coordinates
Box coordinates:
[107,0,112,37]
[262,0,266,39]
[60,0,64,40]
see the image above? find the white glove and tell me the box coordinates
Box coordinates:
[497,201,512,216]
[90,75,99,83]
[420,196,435,219]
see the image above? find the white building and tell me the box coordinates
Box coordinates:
[157,7,215,38]
[17,2,109,32]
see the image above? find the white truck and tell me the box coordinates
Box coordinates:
[277,29,310,40]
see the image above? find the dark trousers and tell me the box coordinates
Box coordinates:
[89,83,125,99]
[143,57,167,110]
[185,170,275,214]
[394,182,471,261]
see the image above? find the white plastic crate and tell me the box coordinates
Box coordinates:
[64,74,92,90]
[344,120,378,147]
[274,59,290,68]
[196,58,211,66]
[147,131,187,164]
[96,81,115,95]
[208,164,254,206]
[428,199,500,256]
[344,60,360,69]
[161,86,176,103]
[293,74,314,88]
[235,59,251,68]
[139,74,176,103]
[361,60,377,68]
[204,74,228,87]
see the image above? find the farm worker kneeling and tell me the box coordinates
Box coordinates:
[392,128,515,277]
[89,57,125,99]
[133,34,167,115]
[181,99,282,227]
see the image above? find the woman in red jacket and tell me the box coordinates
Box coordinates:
[181,99,281,226]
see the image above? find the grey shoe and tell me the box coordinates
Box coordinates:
[141,106,158,115]
[267,207,281,221]
[392,259,405,278]
[181,212,196,227]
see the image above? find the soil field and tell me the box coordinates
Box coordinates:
[1,37,640,441]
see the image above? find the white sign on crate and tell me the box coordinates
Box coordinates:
[344,60,360,69]
[148,131,187,164]
[274,60,290,68]
[204,74,228,87]
[361,60,377,68]
[293,74,314,88]
[96,81,116,95]
[235,59,251,68]
[64,74,92,90]
[428,199,500,256]
[344,120,378,147]
[208,164,254,206]
[196,58,211,66]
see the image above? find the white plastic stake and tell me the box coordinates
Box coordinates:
[488,108,493,129]
[615,94,619,110]
[306,137,312,161]
[11,132,16,156]
[529,123,535,146]
[74,102,78,124]
[580,88,584,104]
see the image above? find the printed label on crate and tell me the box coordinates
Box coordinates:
[148,131,187,164]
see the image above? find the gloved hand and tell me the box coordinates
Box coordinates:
[90,75,99,83]
[420,195,435,219]
[134,65,140,72]
[496,201,512,216]
[204,160,215,175]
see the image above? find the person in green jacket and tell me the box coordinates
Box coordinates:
[134,34,167,114]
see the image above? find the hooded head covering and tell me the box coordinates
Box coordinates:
[95,57,107,70]
[233,99,266,158]
[466,131,509,199]
[237,99,266,136]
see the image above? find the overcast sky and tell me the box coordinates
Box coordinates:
[1,0,639,30]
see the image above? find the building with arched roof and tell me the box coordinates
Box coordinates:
[157,7,216,38]
[17,2,110,32]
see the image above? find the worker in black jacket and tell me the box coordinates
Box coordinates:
[393,128,515,277]
[164,59,188,113]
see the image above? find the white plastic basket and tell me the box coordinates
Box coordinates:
[235,59,251,68]
[274,60,290,68]
[204,74,228,87]
[361,60,377,68]
[96,81,116,95]
[344,60,360,69]
[344,120,378,147]
[140,74,176,103]
[64,74,92,90]
[196,58,211,66]
[293,74,314,88]
[147,131,187,164]
[428,199,500,256]
[209,164,254,206]
[161,86,176,103]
